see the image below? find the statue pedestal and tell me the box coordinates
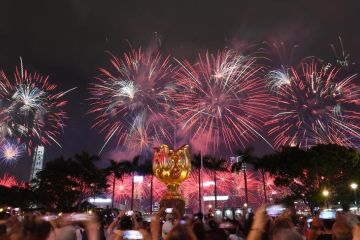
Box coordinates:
[160,195,185,216]
[160,185,185,216]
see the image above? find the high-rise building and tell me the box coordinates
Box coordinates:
[29,145,45,183]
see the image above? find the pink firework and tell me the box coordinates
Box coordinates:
[143,176,167,202]
[174,50,274,153]
[108,176,131,202]
[0,62,75,153]
[267,58,360,149]
[89,48,175,153]
[107,174,149,204]
[215,170,262,206]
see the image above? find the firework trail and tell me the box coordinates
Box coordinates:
[330,36,355,68]
[89,48,175,154]
[0,140,24,165]
[174,49,274,153]
[267,58,360,149]
[0,60,75,154]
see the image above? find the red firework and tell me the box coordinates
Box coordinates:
[0,173,24,188]
[173,49,274,153]
[267,58,360,149]
[88,48,175,153]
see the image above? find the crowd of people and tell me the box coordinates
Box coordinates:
[1,203,360,240]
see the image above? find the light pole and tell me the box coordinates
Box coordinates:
[322,189,330,209]
[350,183,358,210]
[242,163,248,206]
[231,156,242,205]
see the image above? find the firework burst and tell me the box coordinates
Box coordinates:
[174,50,273,153]
[215,170,262,205]
[0,60,75,153]
[267,58,360,149]
[0,140,24,164]
[0,173,24,188]
[89,48,175,153]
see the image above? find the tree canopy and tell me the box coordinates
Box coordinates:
[256,144,360,208]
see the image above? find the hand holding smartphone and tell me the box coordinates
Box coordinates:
[266,204,286,217]
[126,211,134,216]
[165,208,173,214]
[123,230,144,240]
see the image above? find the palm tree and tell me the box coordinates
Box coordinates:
[114,156,140,210]
[203,156,228,209]
[192,154,203,212]
[72,151,108,210]
[231,147,259,205]
[105,159,128,208]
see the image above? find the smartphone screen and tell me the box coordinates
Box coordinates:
[123,230,143,240]
[42,215,58,221]
[266,204,286,217]
[165,208,173,213]
[319,210,336,219]
[65,213,91,222]
[126,211,134,216]
[306,218,313,228]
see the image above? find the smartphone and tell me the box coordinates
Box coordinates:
[42,215,58,221]
[266,204,286,217]
[126,211,134,216]
[306,218,313,229]
[165,208,173,213]
[123,230,144,240]
[319,210,336,219]
[65,213,91,222]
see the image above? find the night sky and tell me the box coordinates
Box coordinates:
[1,0,359,181]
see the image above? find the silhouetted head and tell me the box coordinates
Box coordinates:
[342,203,350,212]
[332,221,352,240]
[166,223,196,240]
[119,215,133,230]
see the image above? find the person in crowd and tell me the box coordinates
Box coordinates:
[342,203,359,229]
[332,221,352,240]
[192,221,206,240]
[162,214,174,240]
[5,214,52,240]
[132,211,151,240]
[165,221,196,240]
[205,219,227,240]
[108,211,142,240]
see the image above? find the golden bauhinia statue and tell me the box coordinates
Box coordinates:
[153,144,191,216]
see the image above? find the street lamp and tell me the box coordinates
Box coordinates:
[322,189,329,197]
[350,183,358,209]
[322,189,330,209]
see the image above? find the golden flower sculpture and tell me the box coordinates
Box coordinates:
[153,144,191,208]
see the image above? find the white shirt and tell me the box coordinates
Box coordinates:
[162,220,173,239]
